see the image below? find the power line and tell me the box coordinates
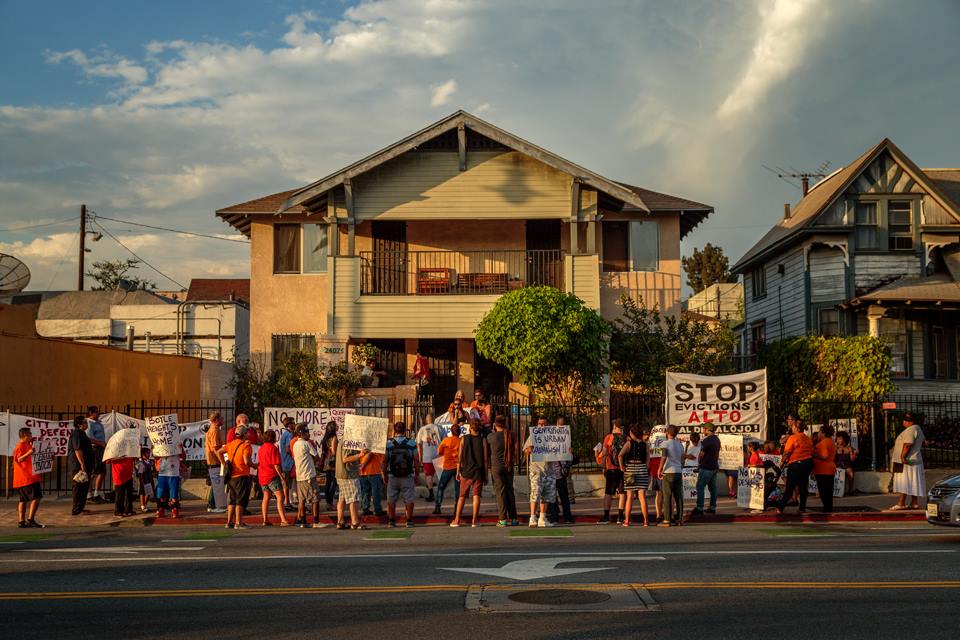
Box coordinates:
[92,220,186,290]
[92,214,249,243]
[45,230,78,290]
[0,217,75,233]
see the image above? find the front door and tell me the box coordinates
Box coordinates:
[372,221,407,294]
[417,339,458,415]
[525,220,562,287]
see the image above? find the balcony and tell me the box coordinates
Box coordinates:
[359,249,564,296]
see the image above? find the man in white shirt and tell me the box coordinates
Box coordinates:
[292,425,322,528]
[657,425,685,527]
[416,415,441,503]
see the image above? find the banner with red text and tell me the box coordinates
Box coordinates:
[665,369,767,441]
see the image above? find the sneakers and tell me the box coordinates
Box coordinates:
[496,520,509,527]
[528,515,537,528]
[171,508,180,519]
[596,516,611,525]
[234,523,249,530]
[537,518,555,528]
[510,519,520,527]
[388,519,397,528]
[210,508,226,514]
[705,508,717,515]
[405,520,414,528]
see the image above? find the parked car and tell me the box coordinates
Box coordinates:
[927,474,960,526]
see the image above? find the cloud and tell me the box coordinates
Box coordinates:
[430,79,458,107]
[46,49,148,85]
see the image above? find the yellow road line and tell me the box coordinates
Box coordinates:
[1,581,959,601]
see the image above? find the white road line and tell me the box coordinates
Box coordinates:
[22,546,205,554]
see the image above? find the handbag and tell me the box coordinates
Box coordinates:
[891,462,904,474]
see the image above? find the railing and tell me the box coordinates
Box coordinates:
[359,249,564,295]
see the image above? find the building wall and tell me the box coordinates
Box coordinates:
[854,253,921,291]
[743,246,806,352]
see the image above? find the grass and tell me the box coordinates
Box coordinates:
[759,527,835,537]
[366,530,414,540]
[0,533,56,543]
[509,528,573,537]
[178,530,237,540]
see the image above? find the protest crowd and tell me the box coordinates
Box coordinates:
[8,391,929,530]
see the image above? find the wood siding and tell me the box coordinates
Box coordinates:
[808,247,846,303]
[352,150,570,220]
[568,254,600,310]
[743,247,806,352]
[850,152,924,195]
[854,254,920,292]
[922,194,959,225]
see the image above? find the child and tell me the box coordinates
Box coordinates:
[747,441,763,467]
[13,428,44,528]
[112,454,136,517]
[136,448,154,513]
[155,444,186,519]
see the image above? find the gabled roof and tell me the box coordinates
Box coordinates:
[841,273,960,307]
[732,139,960,273]
[187,278,250,304]
[924,169,960,209]
[280,110,652,213]
[216,189,304,237]
[617,182,713,238]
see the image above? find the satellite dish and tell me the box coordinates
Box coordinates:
[0,254,31,294]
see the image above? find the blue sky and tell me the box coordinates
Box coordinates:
[1,0,959,292]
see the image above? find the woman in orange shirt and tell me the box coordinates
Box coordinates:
[433,423,462,514]
[813,424,837,512]
[776,414,814,515]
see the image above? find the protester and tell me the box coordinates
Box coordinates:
[204,410,227,514]
[336,436,367,530]
[68,415,94,516]
[835,431,857,495]
[524,417,558,528]
[690,423,721,517]
[553,416,575,525]
[487,415,518,527]
[683,432,701,469]
[747,441,763,467]
[222,424,253,529]
[13,427,44,528]
[597,419,626,524]
[471,388,493,430]
[890,413,926,510]
[812,424,837,512]
[359,449,385,517]
[136,447,154,512]
[257,429,289,526]
[777,414,814,515]
[647,429,663,523]
[658,425,684,527]
[415,414,441,502]
[226,413,249,443]
[318,421,339,510]
[619,424,650,527]
[451,418,486,527]
[384,422,419,528]
[155,442,186,519]
[111,424,137,517]
[85,406,107,504]
[434,423,462,515]
[292,424,322,528]
[278,417,296,510]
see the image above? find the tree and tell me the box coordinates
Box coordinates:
[474,286,610,405]
[681,243,736,293]
[609,295,735,393]
[86,259,157,291]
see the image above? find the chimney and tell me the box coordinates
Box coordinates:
[801,176,810,196]
[783,203,791,220]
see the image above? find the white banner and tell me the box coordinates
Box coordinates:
[4,414,73,456]
[145,414,180,457]
[665,369,767,440]
[718,434,745,471]
[264,407,355,443]
[341,414,390,454]
[102,427,142,464]
[529,425,572,462]
[737,466,765,509]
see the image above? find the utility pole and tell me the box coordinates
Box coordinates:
[78,204,86,291]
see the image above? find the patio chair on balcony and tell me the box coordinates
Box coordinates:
[417,267,453,295]
[458,272,508,294]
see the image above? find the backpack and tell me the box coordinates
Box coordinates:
[388,438,414,477]
[604,432,626,467]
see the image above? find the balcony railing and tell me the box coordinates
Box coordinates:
[359,249,564,295]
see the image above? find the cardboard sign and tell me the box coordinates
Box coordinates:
[529,425,572,462]
[264,407,355,443]
[31,437,56,475]
[648,425,667,457]
[145,414,180,457]
[341,414,390,454]
[808,469,845,497]
[250,444,260,476]
[718,434,744,470]
[737,466,765,510]
[102,427,141,464]
[665,369,767,440]
[682,467,699,499]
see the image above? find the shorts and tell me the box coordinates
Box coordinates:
[227,476,252,507]
[261,477,284,494]
[604,469,624,496]
[18,482,42,503]
[530,471,557,503]
[92,449,105,475]
[387,476,416,503]
[156,476,181,501]
[297,478,319,505]
[422,462,436,477]
[459,478,484,499]
[337,478,361,504]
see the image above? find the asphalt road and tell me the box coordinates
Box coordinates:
[1,521,958,640]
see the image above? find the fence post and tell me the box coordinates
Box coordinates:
[870,403,877,472]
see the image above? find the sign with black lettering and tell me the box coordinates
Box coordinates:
[665,370,767,440]
[529,425,572,462]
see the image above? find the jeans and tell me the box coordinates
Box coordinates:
[359,475,384,513]
[207,466,226,510]
[661,473,683,523]
[695,469,719,511]
[323,470,337,506]
[815,473,835,512]
[435,469,460,508]
[555,476,573,521]
[491,468,517,521]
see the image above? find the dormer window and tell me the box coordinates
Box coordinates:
[887,200,913,251]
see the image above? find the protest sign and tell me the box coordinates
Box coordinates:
[529,425,572,462]
[665,369,767,440]
[31,437,56,475]
[737,466,765,509]
[102,427,141,464]
[145,414,180,457]
[341,414,390,454]
[4,414,73,456]
[250,444,260,476]
[432,456,445,473]
[828,418,859,451]
[808,469,845,497]
[718,434,744,470]
[649,425,667,457]
[264,407,355,442]
[682,467,699,499]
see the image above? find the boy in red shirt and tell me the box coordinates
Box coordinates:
[112,455,136,517]
[13,428,44,528]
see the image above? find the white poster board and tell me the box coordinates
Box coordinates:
[665,369,768,440]
[808,469,845,497]
[737,466,765,510]
[828,418,859,451]
[102,428,142,464]
[264,407,355,443]
[682,467,699,499]
[529,425,572,462]
[341,414,390,454]
[31,437,56,475]
[648,425,667,457]
[145,414,180,457]
[718,434,744,471]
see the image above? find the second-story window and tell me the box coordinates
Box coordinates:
[274,224,301,273]
[854,202,881,250]
[601,220,659,272]
[750,267,766,299]
[273,223,329,274]
[887,200,913,251]
[303,224,329,273]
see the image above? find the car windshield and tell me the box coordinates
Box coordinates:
[937,474,960,488]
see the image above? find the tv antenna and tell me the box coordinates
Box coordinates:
[761,160,831,195]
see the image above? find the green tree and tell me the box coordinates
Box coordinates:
[681,243,736,293]
[474,286,610,405]
[86,258,157,291]
[609,295,735,393]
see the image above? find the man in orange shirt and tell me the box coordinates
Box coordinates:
[776,414,815,515]
[220,425,254,529]
[434,422,462,514]
[813,424,837,512]
[360,450,386,517]
[13,428,44,528]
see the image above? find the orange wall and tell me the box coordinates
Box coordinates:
[0,303,38,334]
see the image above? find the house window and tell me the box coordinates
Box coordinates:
[750,267,767,300]
[272,333,317,365]
[750,321,766,355]
[931,326,947,379]
[273,224,301,274]
[879,317,908,378]
[854,202,881,250]
[602,220,659,272]
[887,200,913,251]
[819,308,841,336]
[303,224,329,273]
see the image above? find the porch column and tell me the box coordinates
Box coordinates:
[866,305,886,337]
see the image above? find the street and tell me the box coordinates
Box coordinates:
[2,521,958,639]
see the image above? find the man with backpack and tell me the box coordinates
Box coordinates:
[597,419,626,524]
[383,422,420,528]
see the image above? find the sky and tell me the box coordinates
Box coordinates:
[1,0,959,293]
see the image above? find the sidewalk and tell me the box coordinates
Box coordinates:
[2,491,927,529]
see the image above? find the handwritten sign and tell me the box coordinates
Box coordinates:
[828,418,859,451]
[341,414,390,454]
[529,425,572,462]
[718,434,744,470]
[4,414,73,456]
[145,414,180,457]
[736,466,765,510]
[31,437,56,475]
[265,407,355,443]
[682,467,699,499]
[808,469,845,497]
[102,427,141,464]
[649,425,667,457]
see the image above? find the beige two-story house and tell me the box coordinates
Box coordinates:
[217,111,712,408]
